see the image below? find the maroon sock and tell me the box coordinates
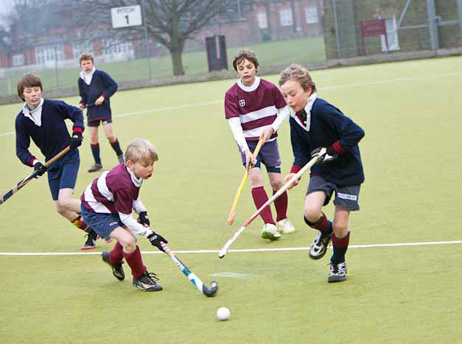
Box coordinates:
[331,232,350,264]
[273,189,288,222]
[109,241,124,264]
[71,215,91,233]
[123,246,146,280]
[251,186,275,224]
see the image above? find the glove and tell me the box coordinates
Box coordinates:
[69,132,83,150]
[311,146,338,165]
[147,232,168,252]
[137,211,150,227]
[33,161,47,177]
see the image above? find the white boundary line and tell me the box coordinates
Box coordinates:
[1,240,461,257]
[1,70,462,138]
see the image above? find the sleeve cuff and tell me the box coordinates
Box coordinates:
[72,126,83,134]
[290,165,302,174]
[330,141,345,154]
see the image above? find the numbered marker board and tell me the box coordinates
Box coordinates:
[111,5,142,28]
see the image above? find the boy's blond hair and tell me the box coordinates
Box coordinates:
[79,52,94,64]
[279,64,317,93]
[125,139,158,164]
[17,73,43,101]
[232,49,259,71]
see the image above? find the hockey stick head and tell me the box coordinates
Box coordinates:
[203,281,219,297]
[218,247,228,259]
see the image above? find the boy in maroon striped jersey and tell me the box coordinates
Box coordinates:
[80,138,167,292]
[224,49,295,240]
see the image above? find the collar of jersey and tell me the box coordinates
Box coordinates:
[290,92,317,131]
[126,165,143,187]
[237,76,260,92]
[22,98,45,127]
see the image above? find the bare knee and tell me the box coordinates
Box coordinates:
[333,221,348,236]
[121,237,137,252]
[304,208,322,223]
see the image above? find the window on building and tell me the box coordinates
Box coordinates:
[257,11,268,29]
[305,6,319,24]
[102,38,132,56]
[35,44,64,65]
[73,41,92,59]
[279,8,293,27]
[12,54,24,66]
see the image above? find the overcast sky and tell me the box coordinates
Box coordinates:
[0,0,13,29]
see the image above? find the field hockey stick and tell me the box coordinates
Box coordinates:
[83,102,95,109]
[218,148,326,259]
[0,146,71,206]
[227,138,265,225]
[161,242,219,297]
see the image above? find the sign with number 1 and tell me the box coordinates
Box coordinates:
[111,5,142,28]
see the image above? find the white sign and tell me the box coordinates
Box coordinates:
[111,5,142,28]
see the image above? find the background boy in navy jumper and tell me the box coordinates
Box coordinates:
[279,64,365,283]
[78,53,124,172]
[15,73,99,250]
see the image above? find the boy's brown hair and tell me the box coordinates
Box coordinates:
[79,52,94,64]
[232,49,259,71]
[17,73,42,101]
[279,63,317,93]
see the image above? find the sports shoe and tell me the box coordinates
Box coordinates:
[88,163,103,172]
[133,271,163,292]
[101,251,125,281]
[277,218,295,234]
[308,231,332,260]
[261,223,281,241]
[80,230,98,250]
[117,154,125,163]
[328,261,347,283]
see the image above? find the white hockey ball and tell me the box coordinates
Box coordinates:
[216,307,230,321]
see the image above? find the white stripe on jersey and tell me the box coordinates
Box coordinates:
[240,105,277,124]
[97,171,114,201]
[83,186,111,213]
[243,124,276,141]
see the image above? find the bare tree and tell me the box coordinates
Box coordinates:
[80,0,239,76]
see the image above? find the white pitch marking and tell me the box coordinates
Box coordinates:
[0,240,461,257]
[1,70,462,138]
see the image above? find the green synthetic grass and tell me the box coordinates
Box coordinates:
[0,36,325,96]
[0,56,462,343]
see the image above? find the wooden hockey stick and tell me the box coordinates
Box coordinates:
[0,146,71,206]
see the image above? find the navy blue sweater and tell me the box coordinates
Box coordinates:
[15,99,84,166]
[78,70,118,122]
[290,98,365,187]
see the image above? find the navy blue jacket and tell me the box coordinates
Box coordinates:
[15,99,84,166]
[290,98,365,187]
[78,70,118,122]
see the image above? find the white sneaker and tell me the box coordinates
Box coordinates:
[261,223,281,241]
[277,218,295,234]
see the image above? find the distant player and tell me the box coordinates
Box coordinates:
[78,52,124,172]
[224,49,295,240]
[15,73,100,250]
[279,64,365,283]
[81,138,167,292]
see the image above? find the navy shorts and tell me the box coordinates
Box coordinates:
[240,140,282,173]
[87,118,112,127]
[81,205,124,239]
[306,175,361,211]
[47,149,80,201]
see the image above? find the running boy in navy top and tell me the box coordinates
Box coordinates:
[279,64,365,283]
[81,138,167,292]
[224,49,295,240]
[15,73,99,249]
[78,53,124,172]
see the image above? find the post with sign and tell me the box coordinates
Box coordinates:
[111,4,152,79]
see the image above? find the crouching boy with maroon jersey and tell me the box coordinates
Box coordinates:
[80,138,167,292]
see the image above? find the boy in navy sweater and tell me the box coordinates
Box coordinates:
[15,73,101,250]
[279,64,365,283]
[78,53,123,172]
